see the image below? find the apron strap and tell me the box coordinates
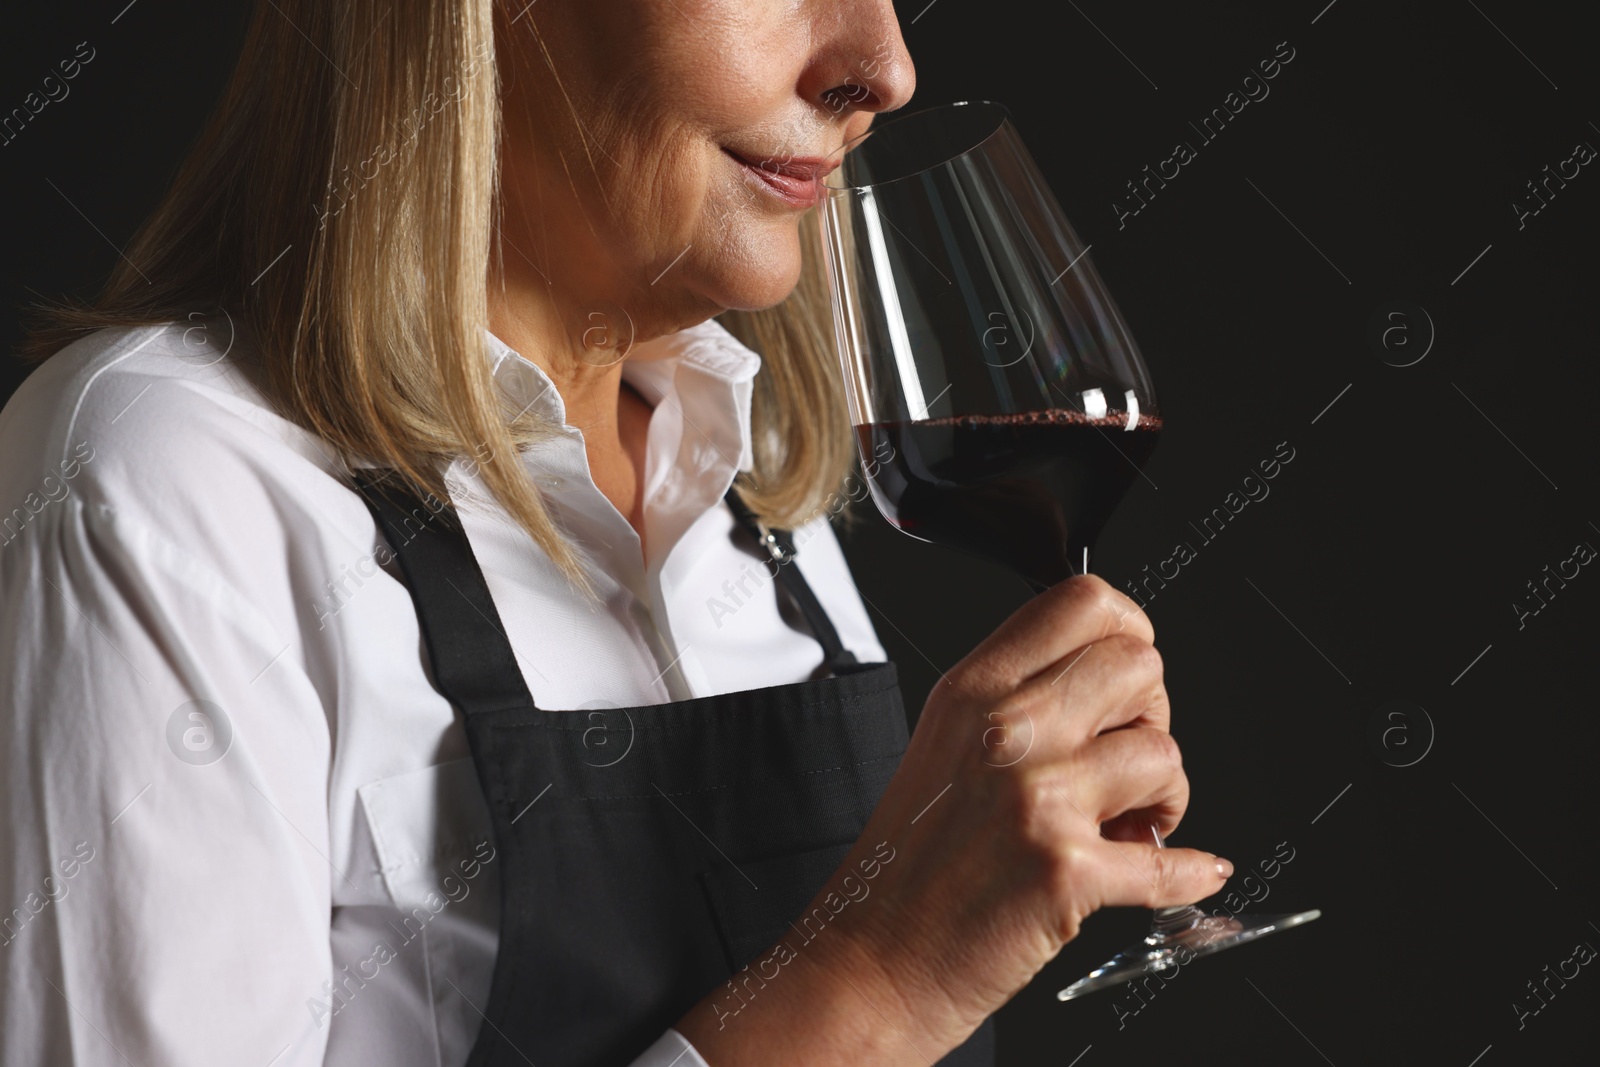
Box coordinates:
[351,469,538,716]
[722,485,862,676]
[349,470,866,719]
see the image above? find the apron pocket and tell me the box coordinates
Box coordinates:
[698,841,857,974]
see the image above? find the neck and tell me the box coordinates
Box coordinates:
[488,269,625,431]
[488,266,654,547]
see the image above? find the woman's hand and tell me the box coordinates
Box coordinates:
[679,575,1229,1064]
[826,574,1228,1051]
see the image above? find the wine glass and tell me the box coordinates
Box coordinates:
[815,100,1320,1002]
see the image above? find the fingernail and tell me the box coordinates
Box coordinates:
[1213,857,1234,878]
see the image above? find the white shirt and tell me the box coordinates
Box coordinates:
[0,316,886,1066]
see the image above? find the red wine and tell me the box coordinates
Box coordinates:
[857,409,1162,588]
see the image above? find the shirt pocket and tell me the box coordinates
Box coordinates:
[355,757,502,1063]
[357,756,500,909]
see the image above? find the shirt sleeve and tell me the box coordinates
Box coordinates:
[1,496,337,1065]
[632,1029,711,1067]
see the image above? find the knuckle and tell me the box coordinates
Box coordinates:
[991,689,1033,725]
[1136,639,1165,678]
[1168,777,1192,821]
[1042,839,1095,915]
[1077,574,1123,619]
[1146,848,1182,902]
[1005,781,1103,941]
[1009,769,1086,858]
[1048,574,1109,623]
[1143,726,1182,769]
[1066,574,1149,638]
[980,693,1036,762]
[983,688,1029,732]
[1126,599,1154,642]
[1099,632,1163,678]
[1008,766,1057,841]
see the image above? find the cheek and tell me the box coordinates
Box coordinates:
[515,0,812,307]
[597,130,797,310]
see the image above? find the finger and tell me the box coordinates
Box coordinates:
[947,575,1153,698]
[1090,841,1231,911]
[1068,634,1168,737]
[1102,805,1186,846]
[1067,726,1189,828]
[1012,634,1168,748]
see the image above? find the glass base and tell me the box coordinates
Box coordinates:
[1056,905,1322,1001]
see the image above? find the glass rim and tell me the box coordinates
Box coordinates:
[822,99,1013,193]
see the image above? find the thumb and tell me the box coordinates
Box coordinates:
[1091,840,1232,911]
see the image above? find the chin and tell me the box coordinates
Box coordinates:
[702,219,806,312]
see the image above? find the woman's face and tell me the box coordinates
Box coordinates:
[495,0,915,351]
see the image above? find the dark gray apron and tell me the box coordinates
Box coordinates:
[353,471,996,1067]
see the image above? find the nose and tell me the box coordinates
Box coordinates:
[799,0,917,120]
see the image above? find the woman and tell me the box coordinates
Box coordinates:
[0,2,1229,1064]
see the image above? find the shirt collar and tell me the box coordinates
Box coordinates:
[481,317,762,473]
[480,318,763,583]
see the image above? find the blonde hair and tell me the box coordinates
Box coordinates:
[16,0,854,585]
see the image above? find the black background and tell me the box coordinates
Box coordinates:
[4,2,1596,1065]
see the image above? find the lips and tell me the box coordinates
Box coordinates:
[723,148,837,208]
